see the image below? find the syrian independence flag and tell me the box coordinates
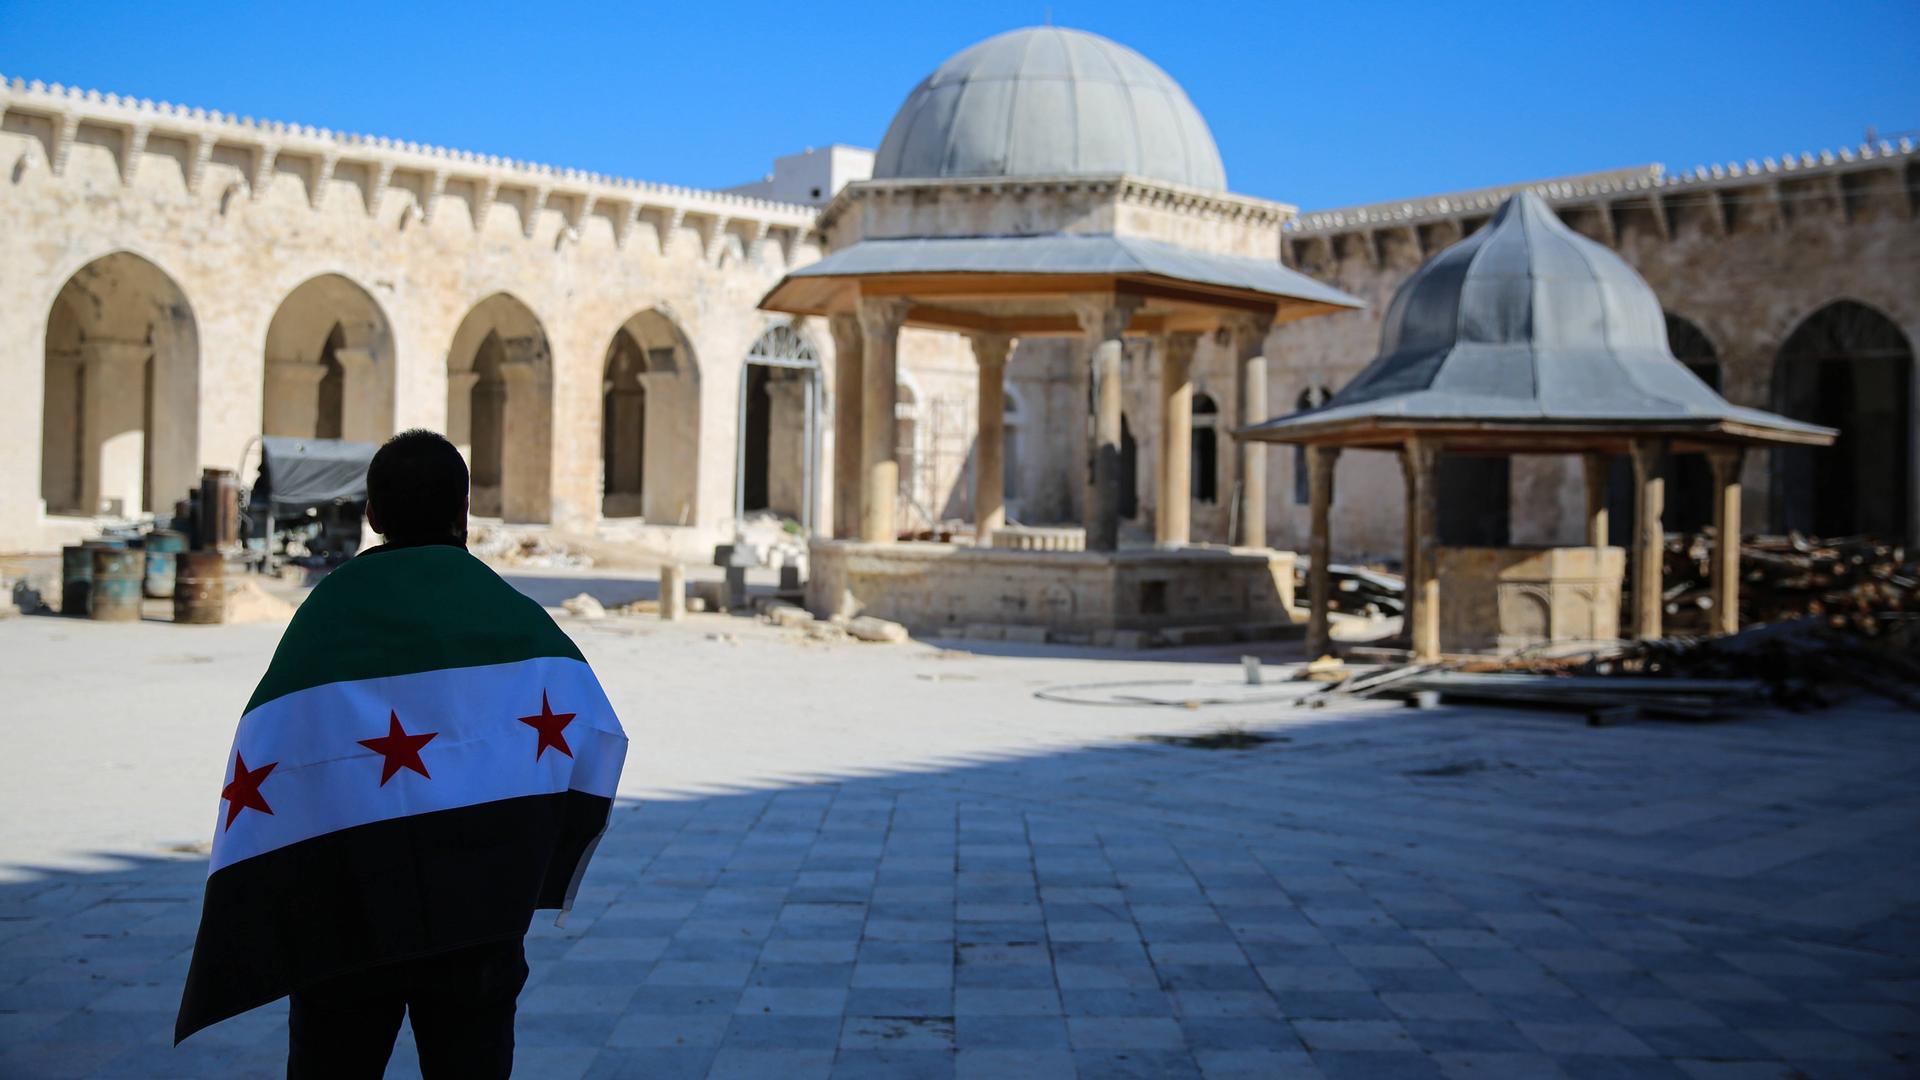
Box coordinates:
[175,545,627,1043]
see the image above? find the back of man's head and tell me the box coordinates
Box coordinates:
[366,429,469,546]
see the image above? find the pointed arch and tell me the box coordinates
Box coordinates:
[41,251,200,516]
[262,274,396,444]
[602,308,701,523]
[445,294,553,523]
[1772,300,1913,538]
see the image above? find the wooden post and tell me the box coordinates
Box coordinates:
[1305,444,1340,658]
[1403,437,1441,661]
[970,333,1012,544]
[1156,331,1200,545]
[856,296,911,543]
[1583,452,1610,549]
[1628,438,1667,640]
[1707,446,1745,636]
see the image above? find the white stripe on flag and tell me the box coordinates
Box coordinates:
[209,656,625,874]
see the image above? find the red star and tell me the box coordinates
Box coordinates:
[518,691,576,760]
[358,710,437,785]
[221,754,277,831]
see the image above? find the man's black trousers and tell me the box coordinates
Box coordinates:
[287,937,527,1079]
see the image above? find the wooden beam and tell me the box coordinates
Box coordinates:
[1305,445,1340,659]
[1629,438,1667,640]
[1708,447,1745,636]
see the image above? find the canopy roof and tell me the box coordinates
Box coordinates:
[873,27,1227,192]
[249,436,376,515]
[1240,192,1835,453]
[760,233,1363,335]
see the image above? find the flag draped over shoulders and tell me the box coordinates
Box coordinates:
[175,544,627,1044]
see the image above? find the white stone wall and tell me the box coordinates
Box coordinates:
[0,80,819,555]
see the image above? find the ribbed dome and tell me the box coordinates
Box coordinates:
[872,27,1227,191]
[1334,190,1725,418]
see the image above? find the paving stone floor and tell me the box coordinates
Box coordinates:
[4,672,1917,1077]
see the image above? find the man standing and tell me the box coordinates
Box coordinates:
[176,430,627,1078]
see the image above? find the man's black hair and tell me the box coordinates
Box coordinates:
[366,429,469,544]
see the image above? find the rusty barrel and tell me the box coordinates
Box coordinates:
[60,545,93,616]
[174,551,227,624]
[89,547,144,622]
[144,529,188,598]
[200,468,239,550]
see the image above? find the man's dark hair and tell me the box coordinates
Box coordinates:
[366,429,469,544]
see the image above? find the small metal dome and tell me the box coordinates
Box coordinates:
[1243,191,1835,447]
[872,27,1227,191]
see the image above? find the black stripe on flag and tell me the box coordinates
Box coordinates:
[176,789,611,1043]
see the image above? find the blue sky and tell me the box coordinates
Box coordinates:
[1,0,1913,209]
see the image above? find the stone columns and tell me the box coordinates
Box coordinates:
[264,358,327,438]
[1228,315,1274,548]
[1583,452,1610,549]
[969,333,1013,544]
[857,296,911,543]
[1157,331,1200,546]
[828,312,863,540]
[1305,444,1341,658]
[446,370,481,463]
[333,345,384,444]
[498,338,552,524]
[79,339,151,516]
[1075,296,1141,552]
[1401,437,1441,661]
[1707,446,1746,636]
[1628,438,1668,640]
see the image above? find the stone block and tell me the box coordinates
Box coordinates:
[659,563,687,621]
[848,616,909,644]
[766,603,812,628]
[1435,545,1625,653]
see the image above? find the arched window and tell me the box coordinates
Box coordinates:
[1191,393,1219,505]
[1774,300,1913,537]
[740,322,821,529]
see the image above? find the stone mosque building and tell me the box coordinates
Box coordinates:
[2,25,1914,563]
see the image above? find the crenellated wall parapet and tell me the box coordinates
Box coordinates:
[0,74,821,259]
[1285,141,1918,271]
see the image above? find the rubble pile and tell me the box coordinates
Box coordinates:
[1660,532,1916,635]
[467,526,593,569]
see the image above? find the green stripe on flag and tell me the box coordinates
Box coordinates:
[245,546,583,713]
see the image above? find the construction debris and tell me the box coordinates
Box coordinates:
[1660,532,1916,635]
[560,593,607,620]
[469,526,594,570]
[1297,562,1405,617]
[765,603,813,628]
[848,615,910,644]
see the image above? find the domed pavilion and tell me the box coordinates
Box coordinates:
[1241,191,1836,659]
[761,26,1362,639]
[763,26,1358,549]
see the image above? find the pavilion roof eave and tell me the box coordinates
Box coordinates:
[1232,414,1838,454]
[756,233,1365,328]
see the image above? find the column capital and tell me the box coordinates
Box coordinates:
[331,346,377,374]
[1159,329,1202,366]
[1704,445,1746,474]
[1071,294,1143,341]
[267,358,329,386]
[856,295,912,340]
[828,311,863,353]
[80,339,151,370]
[968,332,1014,370]
[1220,312,1274,357]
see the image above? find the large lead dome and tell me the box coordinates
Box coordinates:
[872,27,1227,191]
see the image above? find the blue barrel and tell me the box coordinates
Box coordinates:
[61,545,92,616]
[144,529,188,598]
[90,548,143,622]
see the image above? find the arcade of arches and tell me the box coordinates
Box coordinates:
[603,310,700,525]
[40,252,200,518]
[262,275,395,444]
[445,294,554,523]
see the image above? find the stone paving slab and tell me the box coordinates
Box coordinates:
[3,624,1918,1078]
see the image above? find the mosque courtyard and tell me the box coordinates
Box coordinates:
[1,575,1915,1080]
